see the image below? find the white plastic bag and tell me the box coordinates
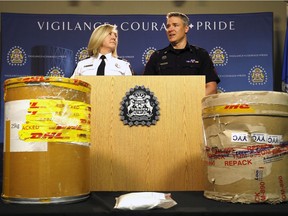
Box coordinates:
[114,192,177,210]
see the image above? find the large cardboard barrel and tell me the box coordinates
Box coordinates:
[202,91,288,204]
[2,76,91,204]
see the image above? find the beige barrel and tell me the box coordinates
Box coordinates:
[2,76,91,204]
[202,91,288,204]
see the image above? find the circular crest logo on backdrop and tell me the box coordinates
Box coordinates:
[75,47,89,64]
[210,46,228,66]
[46,66,64,77]
[217,86,226,93]
[7,46,27,66]
[142,47,157,66]
[248,65,267,85]
[120,85,160,126]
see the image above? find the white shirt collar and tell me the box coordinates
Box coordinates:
[98,53,112,60]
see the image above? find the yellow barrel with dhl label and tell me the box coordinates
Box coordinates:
[202,91,288,204]
[2,76,91,204]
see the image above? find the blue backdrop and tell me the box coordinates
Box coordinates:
[0,12,274,142]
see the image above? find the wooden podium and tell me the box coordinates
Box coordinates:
[76,76,206,191]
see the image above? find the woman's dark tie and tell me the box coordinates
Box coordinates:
[97,55,106,76]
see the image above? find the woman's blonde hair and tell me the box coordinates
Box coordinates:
[87,23,118,57]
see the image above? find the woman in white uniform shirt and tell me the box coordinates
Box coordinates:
[71,24,133,77]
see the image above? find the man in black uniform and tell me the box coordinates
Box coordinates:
[144,12,220,95]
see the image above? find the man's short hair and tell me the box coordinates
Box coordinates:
[166,12,189,26]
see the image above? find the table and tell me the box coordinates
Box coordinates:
[0,191,287,216]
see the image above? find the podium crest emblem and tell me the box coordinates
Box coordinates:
[120,85,160,126]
